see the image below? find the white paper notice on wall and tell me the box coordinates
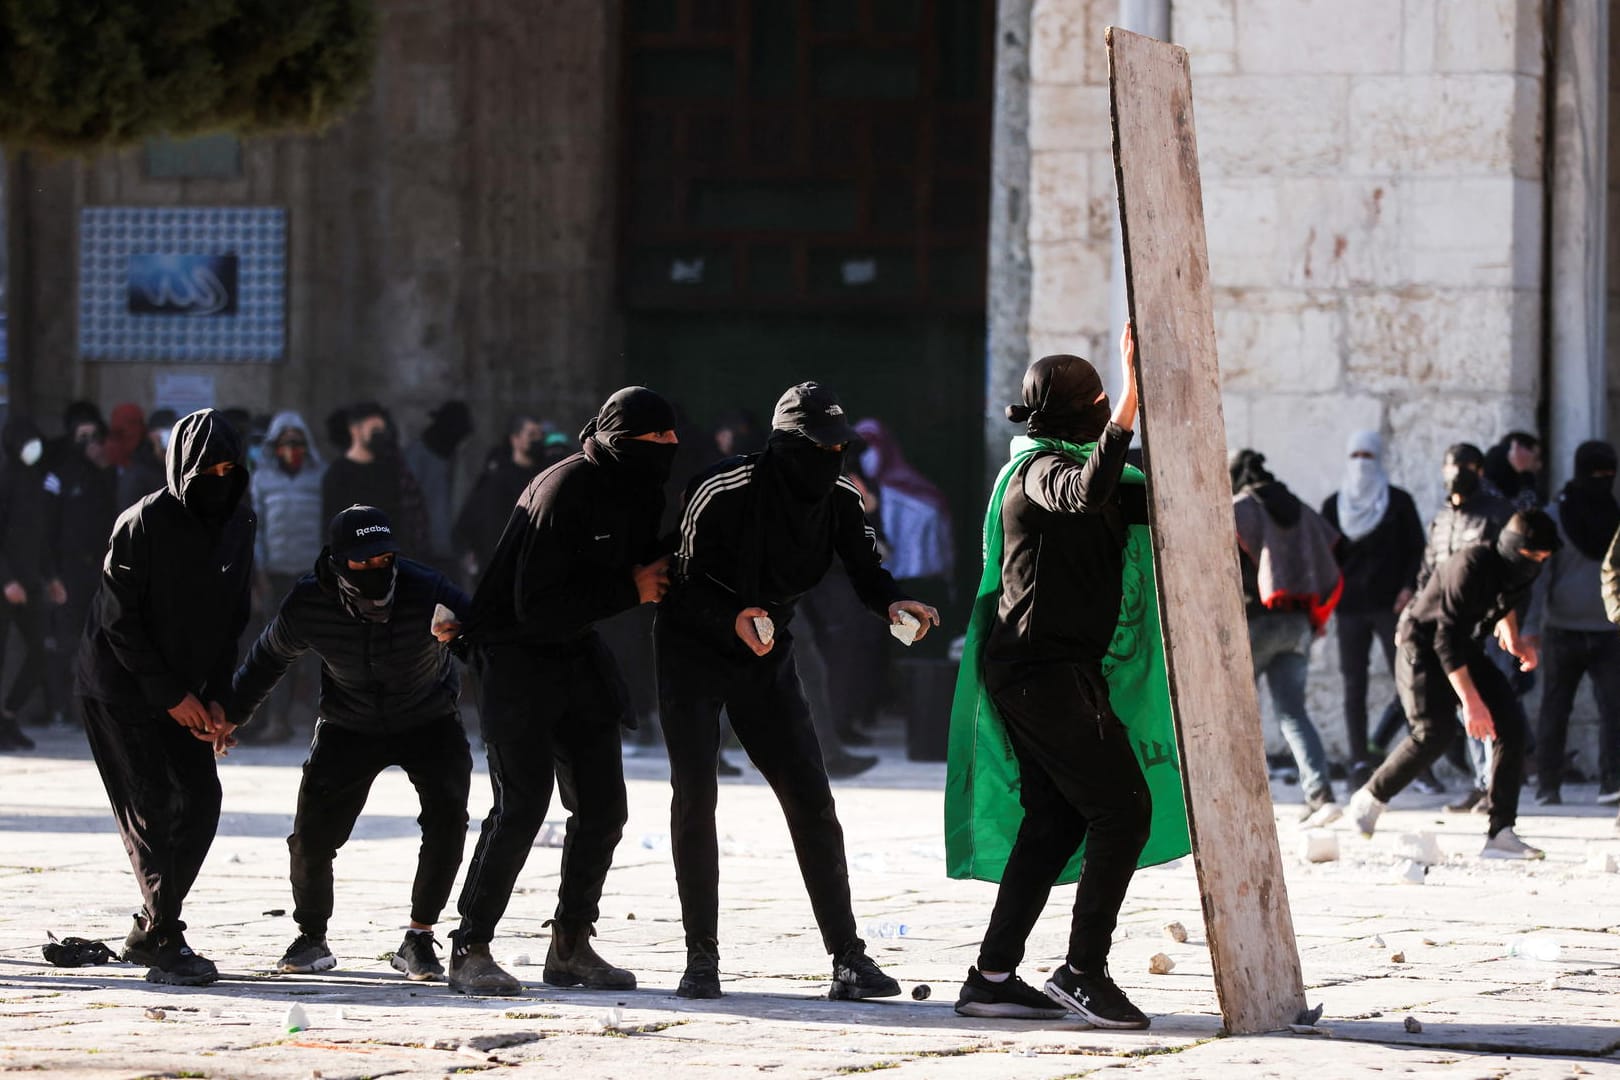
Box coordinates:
[154,372,217,418]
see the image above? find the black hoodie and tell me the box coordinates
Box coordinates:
[0,417,56,591]
[75,410,257,712]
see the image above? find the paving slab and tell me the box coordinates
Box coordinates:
[1,724,1617,1078]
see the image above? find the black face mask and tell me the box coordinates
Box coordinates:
[521,437,546,463]
[609,438,678,485]
[334,562,397,622]
[769,436,844,501]
[1444,465,1480,499]
[184,473,241,522]
[365,428,396,457]
[1494,531,1545,583]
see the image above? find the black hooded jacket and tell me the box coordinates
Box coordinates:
[231,556,470,734]
[663,446,906,660]
[1400,542,1543,674]
[0,417,56,591]
[460,439,666,650]
[984,422,1143,674]
[75,410,256,712]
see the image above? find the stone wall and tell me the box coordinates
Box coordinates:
[988,0,1616,773]
[6,0,622,483]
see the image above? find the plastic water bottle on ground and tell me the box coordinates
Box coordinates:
[1507,935,1561,962]
[865,922,908,939]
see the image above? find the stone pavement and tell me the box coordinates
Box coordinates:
[1,722,1617,1079]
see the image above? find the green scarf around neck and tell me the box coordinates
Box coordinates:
[945,435,1191,882]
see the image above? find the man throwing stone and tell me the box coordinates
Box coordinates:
[657,381,938,1001]
[1349,511,1559,859]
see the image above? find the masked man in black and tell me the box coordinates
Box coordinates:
[448,388,678,996]
[76,409,255,986]
[1349,511,1559,859]
[657,382,939,1001]
[231,506,473,981]
[0,416,65,748]
[954,327,1153,1028]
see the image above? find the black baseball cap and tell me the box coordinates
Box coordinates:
[771,382,857,447]
[329,505,399,562]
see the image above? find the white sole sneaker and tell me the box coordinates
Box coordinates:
[278,953,338,974]
[1596,790,1620,806]
[1300,802,1343,829]
[1348,789,1385,838]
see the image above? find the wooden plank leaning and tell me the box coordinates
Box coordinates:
[1106,26,1308,1036]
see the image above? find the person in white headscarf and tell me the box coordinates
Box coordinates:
[1320,431,1426,787]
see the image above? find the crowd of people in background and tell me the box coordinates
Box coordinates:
[1231,428,1620,859]
[0,395,957,774]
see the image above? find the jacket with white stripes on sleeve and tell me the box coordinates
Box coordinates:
[661,453,906,659]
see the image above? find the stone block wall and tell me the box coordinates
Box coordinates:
[989,0,1616,773]
[7,0,623,490]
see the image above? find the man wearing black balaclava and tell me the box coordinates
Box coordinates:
[1349,510,1559,860]
[75,408,256,986]
[1415,442,1516,813]
[1524,441,1620,806]
[446,387,679,996]
[657,381,939,1003]
[230,505,473,982]
[955,328,1156,1028]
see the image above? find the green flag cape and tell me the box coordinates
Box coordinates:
[945,436,1191,883]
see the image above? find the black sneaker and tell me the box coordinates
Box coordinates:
[829,946,901,1000]
[954,967,1069,1019]
[1445,788,1486,813]
[676,938,722,999]
[0,715,34,751]
[277,932,337,974]
[146,930,219,986]
[391,931,445,981]
[1534,789,1562,806]
[1044,966,1149,1029]
[122,914,160,967]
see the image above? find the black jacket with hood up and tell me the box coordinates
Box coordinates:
[461,439,666,651]
[0,417,57,592]
[1400,542,1542,674]
[231,556,470,734]
[75,410,256,713]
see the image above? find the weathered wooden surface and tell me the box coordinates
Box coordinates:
[1106,26,1306,1035]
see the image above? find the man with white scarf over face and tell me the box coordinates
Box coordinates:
[1321,432,1426,787]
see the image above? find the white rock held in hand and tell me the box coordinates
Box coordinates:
[753,615,775,646]
[889,610,921,646]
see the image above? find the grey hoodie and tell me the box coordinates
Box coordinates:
[1526,503,1617,635]
[252,411,326,577]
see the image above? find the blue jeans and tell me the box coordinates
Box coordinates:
[1250,611,1331,800]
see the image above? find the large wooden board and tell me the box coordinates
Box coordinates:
[1106,27,1306,1035]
